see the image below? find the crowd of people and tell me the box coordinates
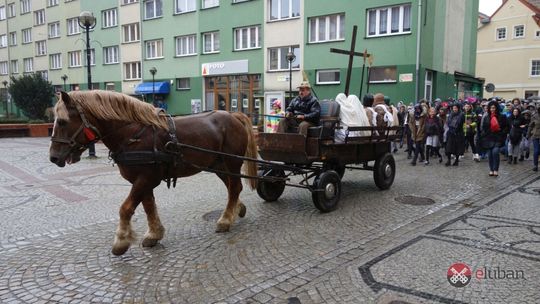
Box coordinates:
[396,97,540,176]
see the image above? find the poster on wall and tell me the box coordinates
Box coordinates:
[191,99,202,113]
[263,91,285,133]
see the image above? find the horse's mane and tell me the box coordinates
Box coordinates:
[56,90,168,130]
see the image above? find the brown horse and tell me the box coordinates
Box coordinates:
[49,90,257,256]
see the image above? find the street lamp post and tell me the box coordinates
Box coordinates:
[286,49,296,106]
[2,80,8,118]
[78,11,97,158]
[149,67,157,106]
[61,74,68,92]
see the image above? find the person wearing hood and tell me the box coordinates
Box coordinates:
[424,107,443,164]
[507,107,526,164]
[445,103,466,166]
[480,101,509,176]
[463,103,480,161]
[520,110,532,161]
[527,102,540,172]
[408,103,426,165]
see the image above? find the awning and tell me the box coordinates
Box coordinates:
[454,72,484,85]
[134,82,170,94]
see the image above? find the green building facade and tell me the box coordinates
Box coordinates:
[0,0,481,120]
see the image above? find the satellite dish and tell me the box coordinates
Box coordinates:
[485,83,495,93]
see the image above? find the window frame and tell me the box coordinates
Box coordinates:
[67,17,81,36]
[103,46,119,64]
[176,77,191,90]
[308,13,345,43]
[234,25,261,51]
[68,50,82,68]
[48,21,61,38]
[122,0,139,4]
[513,24,525,39]
[0,61,8,75]
[316,69,341,85]
[202,31,220,54]
[9,32,16,46]
[47,0,59,7]
[20,0,31,14]
[0,34,7,48]
[496,27,507,41]
[145,39,164,59]
[175,34,197,57]
[175,0,196,14]
[368,66,398,84]
[202,0,219,9]
[0,6,5,20]
[35,40,47,56]
[102,8,118,28]
[22,28,32,44]
[7,3,15,18]
[122,23,140,43]
[50,53,62,69]
[23,57,33,73]
[267,45,300,72]
[531,59,540,77]
[10,60,18,74]
[34,9,45,26]
[268,0,300,21]
[366,4,411,38]
[144,0,163,20]
[85,48,96,66]
[124,61,141,80]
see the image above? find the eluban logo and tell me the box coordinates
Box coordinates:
[447,263,472,287]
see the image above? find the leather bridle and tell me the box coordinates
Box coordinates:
[50,102,102,160]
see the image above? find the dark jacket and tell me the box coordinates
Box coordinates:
[527,112,540,140]
[508,114,525,145]
[285,94,321,124]
[424,115,443,137]
[445,111,466,155]
[480,113,509,149]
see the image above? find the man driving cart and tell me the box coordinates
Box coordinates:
[277,81,321,136]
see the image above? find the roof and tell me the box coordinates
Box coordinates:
[134,82,170,94]
[488,0,540,26]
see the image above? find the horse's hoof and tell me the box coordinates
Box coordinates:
[111,244,130,256]
[142,238,159,248]
[215,222,230,233]
[238,203,246,218]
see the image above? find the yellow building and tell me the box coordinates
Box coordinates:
[476,0,540,99]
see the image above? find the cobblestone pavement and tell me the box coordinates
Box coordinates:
[0,137,539,304]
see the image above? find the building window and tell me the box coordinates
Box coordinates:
[49,22,60,38]
[68,50,82,67]
[67,17,81,35]
[269,0,300,21]
[175,34,197,56]
[123,23,140,43]
[309,14,345,43]
[20,0,30,14]
[85,48,96,66]
[514,25,524,38]
[531,60,540,77]
[0,35,7,48]
[367,4,411,37]
[496,27,506,40]
[35,40,47,56]
[34,9,45,25]
[48,0,59,7]
[9,32,16,46]
[0,6,5,20]
[203,31,220,53]
[50,53,62,69]
[124,62,141,80]
[175,0,196,13]
[22,28,32,44]
[202,0,219,9]
[123,0,138,4]
[316,69,340,85]
[37,70,48,81]
[536,30,540,39]
[102,8,117,28]
[268,45,300,71]
[145,39,163,59]
[176,78,190,90]
[105,82,116,91]
[0,62,7,75]
[8,3,15,18]
[103,46,119,64]
[23,58,33,73]
[234,25,260,50]
[11,60,18,73]
[369,66,397,83]
[144,0,163,19]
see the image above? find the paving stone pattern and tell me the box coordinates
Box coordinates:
[0,137,538,303]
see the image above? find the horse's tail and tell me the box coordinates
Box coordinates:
[231,112,258,190]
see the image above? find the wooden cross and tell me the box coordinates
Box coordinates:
[330,25,371,96]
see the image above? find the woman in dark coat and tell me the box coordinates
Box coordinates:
[445,103,465,166]
[507,108,526,164]
[480,100,509,176]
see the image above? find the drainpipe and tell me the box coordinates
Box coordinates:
[415,0,422,103]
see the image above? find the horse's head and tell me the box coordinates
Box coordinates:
[49,91,101,167]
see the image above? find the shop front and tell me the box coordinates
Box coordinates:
[202,60,262,126]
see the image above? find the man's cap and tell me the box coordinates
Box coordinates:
[297,81,311,89]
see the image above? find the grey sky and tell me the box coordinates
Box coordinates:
[479,0,503,16]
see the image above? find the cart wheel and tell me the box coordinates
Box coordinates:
[373,152,395,190]
[256,169,286,202]
[312,170,341,213]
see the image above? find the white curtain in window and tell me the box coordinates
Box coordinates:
[329,15,337,40]
[379,9,387,34]
[391,7,399,33]
[403,5,411,31]
[368,10,376,35]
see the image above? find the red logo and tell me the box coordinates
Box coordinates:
[447,263,472,287]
